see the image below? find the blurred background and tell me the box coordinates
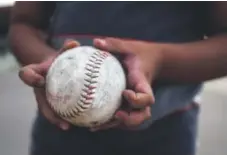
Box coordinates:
[0,1,226,155]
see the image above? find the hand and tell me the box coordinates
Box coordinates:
[91,37,163,131]
[19,40,80,130]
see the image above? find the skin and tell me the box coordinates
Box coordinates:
[9,2,227,131]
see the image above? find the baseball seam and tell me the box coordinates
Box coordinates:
[58,50,109,119]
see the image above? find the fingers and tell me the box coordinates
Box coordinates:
[19,64,45,87]
[91,106,152,131]
[115,106,151,127]
[34,88,70,130]
[93,38,130,54]
[89,119,121,132]
[60,39,81,53]
[94,37,154,129]
[125,70,154,109]
[123,89,154,109]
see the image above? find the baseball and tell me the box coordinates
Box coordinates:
[45,46,126,127]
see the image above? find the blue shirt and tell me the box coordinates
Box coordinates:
[47,2,206,128]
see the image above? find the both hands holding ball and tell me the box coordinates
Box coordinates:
[19,38,162,131]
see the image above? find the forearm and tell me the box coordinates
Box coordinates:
[158,34,227,83]
[9,23,56,66]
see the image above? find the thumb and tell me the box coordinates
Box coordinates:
[19,63,47,87]
[19,40,81,88]
[93,38,130,54]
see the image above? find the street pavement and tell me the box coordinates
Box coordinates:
[0,53,226,155]
[197,78,227,155]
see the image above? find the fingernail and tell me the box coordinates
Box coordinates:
[60,123,69,130]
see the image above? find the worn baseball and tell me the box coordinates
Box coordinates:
[45,46,126,127]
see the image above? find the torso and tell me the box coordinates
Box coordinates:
[48,1,205,127]
[51,2,207,42]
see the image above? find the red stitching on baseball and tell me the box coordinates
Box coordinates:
[58,50,109,119]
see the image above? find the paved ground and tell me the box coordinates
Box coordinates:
[0,53,226,155]
[197,78,227,155]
